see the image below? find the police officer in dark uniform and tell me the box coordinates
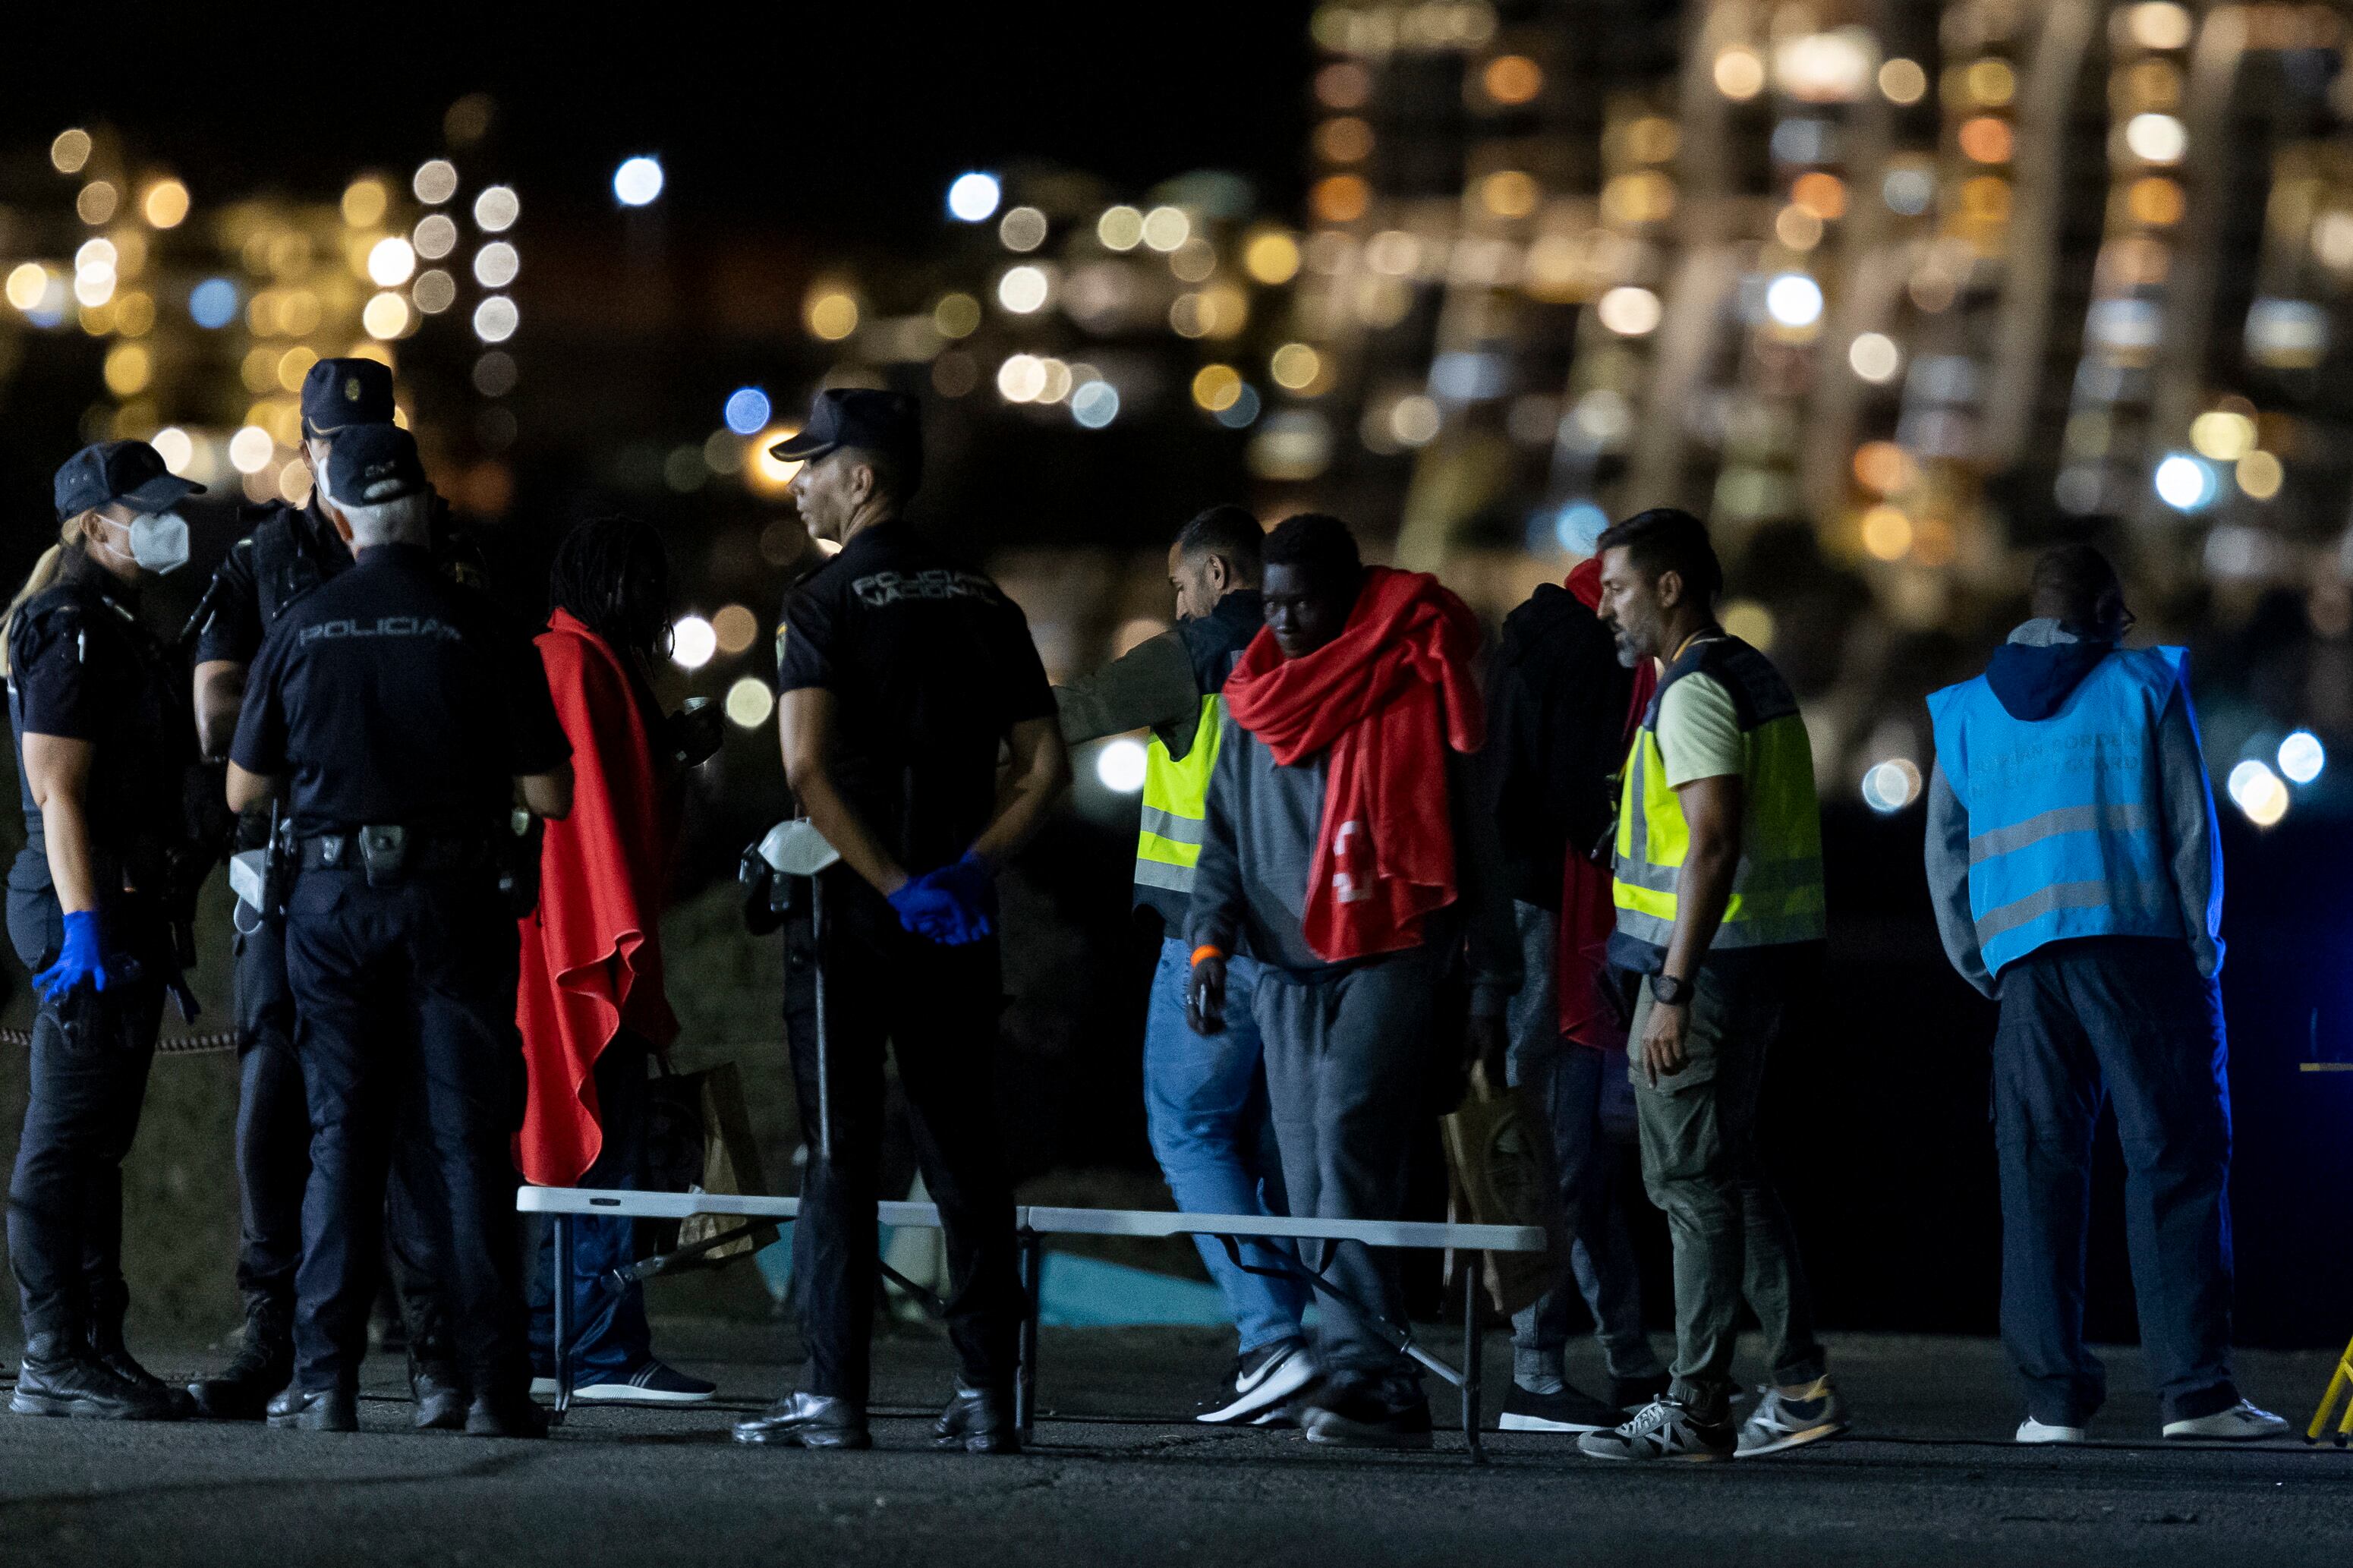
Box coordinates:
[225,425,571,1436]
[186,358,474,1422]
[5,440,206,1421]
[732,390,1069,1455]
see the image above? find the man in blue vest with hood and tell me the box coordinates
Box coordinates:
[1925,543,2285,1445]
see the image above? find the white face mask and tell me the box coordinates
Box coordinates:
[125,512,191,575]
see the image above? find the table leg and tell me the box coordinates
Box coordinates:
[1015,1228,1042,1442]
[551,1213,574,1425]
[1462,1266,1485,1465]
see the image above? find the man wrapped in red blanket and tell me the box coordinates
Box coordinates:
[515,518,722,1406]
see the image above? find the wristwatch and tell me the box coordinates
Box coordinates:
[1648,971,1693,1006]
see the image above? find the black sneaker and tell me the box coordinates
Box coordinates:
[1302,1384,1435,1450]
[1498,1381,1627,1433]
[188,1299,294,1421]
[1196,1337,1318,1425]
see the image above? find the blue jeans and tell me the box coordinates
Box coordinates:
[1143,937,1306,1354]
[1505,903,1662,1388]
[1994,937,2238,1426]
[527,1034,654,1383]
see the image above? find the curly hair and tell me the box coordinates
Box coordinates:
[547,515,671,664]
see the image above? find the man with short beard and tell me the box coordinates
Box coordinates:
[1577,508,1844,1463]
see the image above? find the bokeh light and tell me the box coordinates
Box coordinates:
[228,426,276,475]
[1244,230,1301,285]
[414,159,458,205]
[1097,206,1145,250]
[1849,332,1902,383]
[2228,759,2290,827]
[2279,731,2326,786]
[2153,452,2216,511]
[947,172,1001,222]
[806,290,858,339]
[1071,380,1120,429]
[142,179,190,229]
[1191,364,1243,412]
[367,237,417,287]
[1271,342,1322,390]
[726,677,774,730]
[711,604,760,656]
[473,241,519,288]
[998,206,1048,252]
[1765,273,1825,328]
[1879,58,1928,104]
[414,214,458,260]
[362,292,411,339]
[50,129,90,174]
[1482,55,1543,105]
[1596,285,1662,336]
[341,179,388,228]
[613,156,664,206]
[1862,759,1923,814]
[724,388,772,436]
[1096,737,1148,793]
[472,295,519,342]
[997,266,1051,313]
[474,186,520,231]
[189,277,239,329]
[670,616,717,672]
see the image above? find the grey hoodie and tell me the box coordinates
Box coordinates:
[1924,619,2222,997]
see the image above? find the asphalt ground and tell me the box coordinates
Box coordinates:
[2,1323,2346,1566]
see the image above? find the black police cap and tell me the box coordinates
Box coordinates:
[322,423,427,508]
[301,357,396,436]
[770,389,923,485]
[52,439,204,523]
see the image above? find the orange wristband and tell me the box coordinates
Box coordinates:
[1191,945,1226,967]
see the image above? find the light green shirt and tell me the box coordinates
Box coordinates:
[1655,671,1743,788]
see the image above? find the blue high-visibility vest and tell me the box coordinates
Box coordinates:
[1926,645,2191,978]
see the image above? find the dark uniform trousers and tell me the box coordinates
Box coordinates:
[785,876,1021,1405]
[282,867,528,1396]
[232,899,452,1358]
[5,889,165,1341]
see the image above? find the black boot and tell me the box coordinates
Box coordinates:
[464,1381,548,1440]
[266,1384,359,1432]
[409,1351,468,1431]
[87,1283,196,1419]
[732,1391,872,1450]
[934,1385,1020,1454]
[12,1331,185,1421]
[187,1294,295,1421]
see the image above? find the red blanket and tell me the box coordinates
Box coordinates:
[1556,559,1656,1047]
[515,609,680,1185]
[1223,565,1485,963]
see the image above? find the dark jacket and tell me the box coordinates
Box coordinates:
[1485,582,1636,910]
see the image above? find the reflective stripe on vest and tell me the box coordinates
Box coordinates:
[1134,694,1224,895]
[1611,640,1826,959]
[1926,645,2189,976]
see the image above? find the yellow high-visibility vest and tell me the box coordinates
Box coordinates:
[1611,635,1826,962]
[1134,694,1224,897]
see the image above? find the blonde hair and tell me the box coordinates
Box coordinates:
[1,513,92,678]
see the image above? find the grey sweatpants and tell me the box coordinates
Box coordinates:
[1254,949,1438,1406]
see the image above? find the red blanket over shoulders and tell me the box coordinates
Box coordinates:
[515,609,680,1186]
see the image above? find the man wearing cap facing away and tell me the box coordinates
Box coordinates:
[225,424,572,1436]
[184,361,480,1424]
[732,389,1069,1456]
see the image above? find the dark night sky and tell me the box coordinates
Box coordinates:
[6,6,1316,243]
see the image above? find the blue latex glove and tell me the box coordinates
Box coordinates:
[887,876,967,944]
[925,852,996,941]
[33,909,110,1004]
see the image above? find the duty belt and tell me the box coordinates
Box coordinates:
[298,828,494,876]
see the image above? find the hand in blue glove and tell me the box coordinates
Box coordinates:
[886,876,967,944]
[924,852,995,942]
[887,853,996,946]
[33,909,110,1004]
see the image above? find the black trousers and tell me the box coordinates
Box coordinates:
[784,878,1020,1404]
[232,908,451,1360]
[5,888,165,1343]
[282,867,528,1396]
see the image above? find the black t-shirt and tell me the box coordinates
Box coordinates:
[192,497,487,666]
[774,520,1054,875]
[6,550,193,877]
[230,543,569,838]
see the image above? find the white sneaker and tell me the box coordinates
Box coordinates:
[2162,1400,2289,1441]
[1195,1337,1317,1425]
[528,1360,717,1405]
[2016,1416,2088,1444]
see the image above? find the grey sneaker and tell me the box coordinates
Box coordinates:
[1578,1398,1734,1462]
[1735,1375,1849,1456]
[2162,1400,2289,1442]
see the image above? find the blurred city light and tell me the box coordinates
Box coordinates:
[414,214,458,260]
[362,292,410,340]
[1553,501,1608,555]
[947,172,1001,223]
[142,179,190,229]
[2279,731,2326,786]
[228,426,275,475]
[613,156,664,206]
[1070,380,1120,429]
[472,295,518,342]
[474,241,519,288]
[1215,385,1262,430]
[1765,273,1825,329]
[1191,364,1243,412]
[711,605,760,656]
[745,429,802,493]
[724,388,772,436]
[2228,759,2290,827]
[342,179,388,228]
[473,185,520,231]
[2125,113,2187,165]
[414,159,458,205]
[1095,737,1148,794]
[2153,452,2218,512]
[49,129,90,174]
[1861,759,1923,814]
[997,265,1050,313]
[367,237,417,287]
[2237,450,2285,500]
[189,278,239,329]
[1596,286,1661,336]
[1879,58,1927,104]
[726,677,774,730]
[1849,332,1901,383]
[1243,230,1302,285]
[998,206,1047,252]
[1141,206,1191,253]
[670,616,717,671]
[412,270,456,314]
[151,427,194,475]
[1097,206,1145,251]
[805,289,858,340]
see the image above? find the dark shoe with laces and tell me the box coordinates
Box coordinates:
[732,1391,872,1450]
[1499,1380,1628,1433]
[86,1324,196,1420]
[12,1333,186,1421]
[266,1385,360,1432]
[1610,1372,1671,1413]
[464,1390,548,1439]
[1302,1383,1435,1450]
[188,1297,294,1421]
[934,1385,1020,1454]
[411,1355,468,1431]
